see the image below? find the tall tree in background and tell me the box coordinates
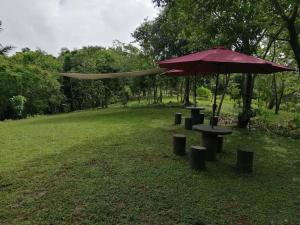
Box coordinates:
[133,11,191,105]
[270,0,299,72]
[0,21,13,55]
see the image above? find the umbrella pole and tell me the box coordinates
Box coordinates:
[194,74,197,106]
[212,74,219,128]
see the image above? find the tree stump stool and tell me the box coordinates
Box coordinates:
[173,134,186,156]
[216,136,223,153]
[185,117,193,130]
[175,113,182,125]
[190,146,206,170]
[210,116,219,126]
[199,113,205,124]
[236,149,254,173]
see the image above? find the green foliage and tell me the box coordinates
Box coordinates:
[228,84,241,101]
[11,49,62,72]
[120,85,132,106]
[292,113,300,128]
[0,43,156,120]
[8,95,26,119]
[58,44,153,111]
[196,86,212,99]
[0,54,63,119]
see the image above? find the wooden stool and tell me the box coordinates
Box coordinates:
[236,149,254,173]
[173,134,186,156]
[185,117,193,130]
[216,136,223,153]
[174,113,182,125]
[190,146,206,170]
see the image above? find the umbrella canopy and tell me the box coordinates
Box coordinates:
[159,46,293,74]
[165,69,214,76]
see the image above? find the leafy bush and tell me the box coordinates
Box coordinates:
[295,103,300,112]
[228,85,241,101]
[0,56,63,120]
[196,86,212,99]
[292,113,300,128]
[9,95,27,119]
[121,85,132,106]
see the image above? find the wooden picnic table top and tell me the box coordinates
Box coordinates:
[192,124,232,135]
[186,106,205,110]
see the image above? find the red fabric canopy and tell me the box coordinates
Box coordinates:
[165,69,212,76]
[159,47,293,74]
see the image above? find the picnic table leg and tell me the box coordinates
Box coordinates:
[199,113,205,124]
[191,109,200,125]
[201,133,218,161]
[175,113,182,125]
[217,136,223,153]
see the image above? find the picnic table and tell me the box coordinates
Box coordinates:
[193,124,232,161]
[186,106,205,125]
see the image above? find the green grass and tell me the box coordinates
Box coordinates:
[0,105,300,225]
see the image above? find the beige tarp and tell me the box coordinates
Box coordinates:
[60,68,168,80]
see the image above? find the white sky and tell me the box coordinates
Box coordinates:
[0,0,159,55]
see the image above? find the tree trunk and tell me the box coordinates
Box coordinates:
[273,74,279,114]
[159,83,163,103]
[275,79,285,114]
[217,74,230,116]
[193,75,197,106]
[272,0,300,72]
[268,97,275,109]
[286,17,300,72]
[180,79,184,103]
[268,74,277,109]
[238,73,255,128]
[183,77,191,106]
[153,75,157,103]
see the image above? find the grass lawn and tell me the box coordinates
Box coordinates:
[0,105,300,225]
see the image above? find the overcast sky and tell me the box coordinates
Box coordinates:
[0,0,159,55]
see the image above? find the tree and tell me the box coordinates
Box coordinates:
[133,11,192,105]
[58,44,154,110]
[270,0,300,72]
[0,21,13,56]
[0,54,63,119]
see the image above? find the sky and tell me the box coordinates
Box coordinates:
[0,0,159,56]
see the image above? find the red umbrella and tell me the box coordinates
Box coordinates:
[159,46,294,127]
[159,46,293,74]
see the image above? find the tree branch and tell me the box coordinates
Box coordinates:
[290,4,299,22]
[271,0,289,22]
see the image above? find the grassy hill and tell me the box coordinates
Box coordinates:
[0,105,299,225]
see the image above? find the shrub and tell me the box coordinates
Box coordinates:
[228,85,241,101]
[292,113,300,128]
[9,95,27,119]
[196,86,212,99]
[295,103,300,112]
[121,85,132,106]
